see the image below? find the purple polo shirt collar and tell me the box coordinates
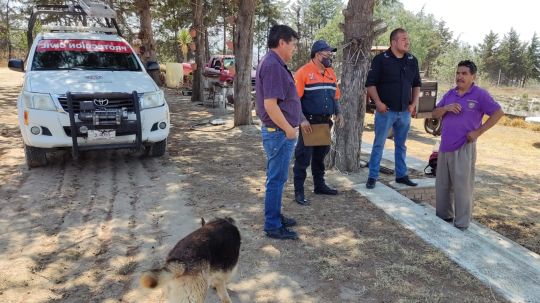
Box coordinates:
[269,49,285,66]
[451,82,477,97]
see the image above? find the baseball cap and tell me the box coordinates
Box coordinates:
[311,40,337,54]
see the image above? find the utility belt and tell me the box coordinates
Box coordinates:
[306,114,331,124]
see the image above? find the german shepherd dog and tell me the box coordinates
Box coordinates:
[140,217,241,303]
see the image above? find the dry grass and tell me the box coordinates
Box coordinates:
[497,116,540,132]
[439,80,540,98]
[486,85,540,98]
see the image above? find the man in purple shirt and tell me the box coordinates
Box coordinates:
[432,60,504,230]
[256,24,301,240]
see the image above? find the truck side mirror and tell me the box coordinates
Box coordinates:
[146,61,160,72]
[8,59,24,72]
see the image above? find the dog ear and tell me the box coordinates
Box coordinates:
[201,217,206,226]
[166,261,187,278]
[223,217,235,225]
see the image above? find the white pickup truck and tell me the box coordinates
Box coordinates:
[8,1,169,168]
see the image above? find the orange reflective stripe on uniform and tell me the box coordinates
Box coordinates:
[295,61,340,116]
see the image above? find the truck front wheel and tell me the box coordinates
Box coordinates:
[24,144,48,168]
[148,139,167,157]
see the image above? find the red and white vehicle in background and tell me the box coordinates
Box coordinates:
[203,55,256,87]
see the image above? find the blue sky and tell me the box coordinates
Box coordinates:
[400,0,538,45]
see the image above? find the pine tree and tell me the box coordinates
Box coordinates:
[478,31,500,83]
[254,0,283,62]
[286,0,343,70]
[497,28,527,86]
[525,33,540,84]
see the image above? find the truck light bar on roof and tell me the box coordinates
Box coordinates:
[78,0,116,19]
[42,25,118,34]
[27,0,122,49]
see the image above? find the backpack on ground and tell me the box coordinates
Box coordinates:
[424,151,438,176]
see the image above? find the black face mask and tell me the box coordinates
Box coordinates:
[320,57,332,68]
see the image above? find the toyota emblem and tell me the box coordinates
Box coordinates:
[93,98,109,106]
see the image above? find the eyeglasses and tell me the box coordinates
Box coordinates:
[319,51,334,58]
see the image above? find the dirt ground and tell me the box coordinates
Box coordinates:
[0,67,513,302]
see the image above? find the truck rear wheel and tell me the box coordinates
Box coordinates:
[148,139,167,157]
[387,128,394,139]
[424,118,442,136]
[24,144,48,168]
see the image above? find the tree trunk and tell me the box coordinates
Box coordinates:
[326,0,381,172]
[6,0,11,59]
[205,28,210,62]
[255,17,260,63]
[135,0,162,86]
[222,0,227,55]
[424,58,430,78]
[174,30,181,63]
[191,0,205,102]
[109,1,133,38]
[233,0,255,126]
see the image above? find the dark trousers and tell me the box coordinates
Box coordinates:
[293,126,330,193]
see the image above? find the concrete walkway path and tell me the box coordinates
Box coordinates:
[349,146,540,302]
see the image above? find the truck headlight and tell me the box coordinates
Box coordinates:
[140,90,165,109]
[21,92,56,111]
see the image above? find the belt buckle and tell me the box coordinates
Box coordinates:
[266,127,277,132]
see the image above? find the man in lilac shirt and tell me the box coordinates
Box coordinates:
[255,25,301,240]
[432,60,504,230]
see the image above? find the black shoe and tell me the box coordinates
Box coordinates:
[366,178,376,189]
[455,225,468,231]
[265,226,299,240]
[314,184,338,195]
[396,176,418,187]
[443,217,454,223]
[294,192,310,205]
[280,214,297,227]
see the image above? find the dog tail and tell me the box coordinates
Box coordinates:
[140,262,187,289]
[140,269,160,289]
[140,270,159,288]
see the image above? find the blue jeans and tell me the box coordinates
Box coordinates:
[368,110,411,180]
[261,127,296,231]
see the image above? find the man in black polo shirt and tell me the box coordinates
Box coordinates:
[365,28,421,189]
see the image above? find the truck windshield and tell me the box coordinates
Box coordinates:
[223,58,235,68]
[31,39,141,71]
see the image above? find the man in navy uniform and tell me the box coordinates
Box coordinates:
[293,40,344,205]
